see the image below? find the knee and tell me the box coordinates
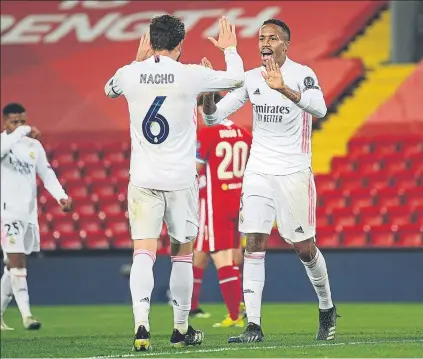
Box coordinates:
[294,237,316,262]
[245,233,267,252]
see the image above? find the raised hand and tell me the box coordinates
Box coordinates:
[136,32,153,61]
[261,57,285,91]
[208,16,237,51]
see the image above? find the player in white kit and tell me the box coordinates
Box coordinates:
[104,15,244,351]
[1,103,73,331]
[202,19,338,342]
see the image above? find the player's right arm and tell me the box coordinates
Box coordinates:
[0,125,31,158]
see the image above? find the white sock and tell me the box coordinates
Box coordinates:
[9,268,32,318]
[243,252,265,326]
[170,254,193,334]
[302,248,333,310]
[130,250,156,332]
[1,267,13,316]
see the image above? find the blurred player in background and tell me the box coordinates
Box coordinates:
[191,90,252,328]
[104,15,244,351]
[0,103,73,331]
[202,19,337,343]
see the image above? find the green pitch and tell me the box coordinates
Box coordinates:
[1,303,422,358]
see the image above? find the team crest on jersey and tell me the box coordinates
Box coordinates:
[9,236,15,245]
[29,151,35,159]
[303,77,320,91]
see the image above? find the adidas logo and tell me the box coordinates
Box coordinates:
[295,226,304,234]
[172,299,179,306]
[253,88,261,95]
[140,297,150,303]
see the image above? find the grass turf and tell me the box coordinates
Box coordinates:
[1,303,422,358]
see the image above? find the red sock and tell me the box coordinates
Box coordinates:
[191,266,204,310]
[233,262,243,299]
[218,265,242,320]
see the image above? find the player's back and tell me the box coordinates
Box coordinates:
[197,120,252,205]
[118,56,201,191]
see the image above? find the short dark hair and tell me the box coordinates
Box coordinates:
[262,19,291,41]
[150,15,185,51]
[197,93,223,106]
[3,103,26,117]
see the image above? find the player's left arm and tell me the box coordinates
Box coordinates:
[35,142,73,212]
[104,67,125,99]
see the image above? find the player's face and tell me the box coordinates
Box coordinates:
[3,113,27,134]
[259,24,289,67]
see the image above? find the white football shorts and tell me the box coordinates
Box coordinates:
[128,178,199,243]
[1,219,40,255]
[239,168,316,244]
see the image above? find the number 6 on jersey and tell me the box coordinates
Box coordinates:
[142,96,170,144]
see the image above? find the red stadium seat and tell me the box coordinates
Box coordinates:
[316,210,331,227]
[331,208,358,227]
[57,233,83,250]
[355,158,382,175]
[402,140,423,157]
[85,167,109,181]
[319,190,347,211]
[113,167,130,182]
[103,152,127,165]
[365,172,393,191]
[53,219,76,235]
[78,152,101,165]
[397,225,423,247]
[359,207,384,226]
[331,157,354,176]
[404,188,423,209]
[348,188,376,210]
[376,188,403,208]
[74,143,102,155]
[369,224,398,247]
[91,183,116,197]
[44,204,69,219]
[372,140,399,157]
[393,173,420,191]
[52,153,75,165]
[347,138,372,158]
[315,174,337,195]
[113,235,132,249]
[79,219,102,232]
[102,141,130,155]
[60,167,83,181]
[341,225,368,247]
[40,237,57,250]
[86,238,110,249]
[338,176,364,192]
[386,210,412,226]
[66,183,89,197]
[316,227,340,248]
[39,221,50,236]
[107,219,129,236]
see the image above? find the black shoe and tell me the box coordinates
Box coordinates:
[316,305,339,340]
[228,322,264,343]
[133,325,151,352]
[170,325,204,348]
[189,307,211,318]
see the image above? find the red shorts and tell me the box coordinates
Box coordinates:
[195,196,240,253]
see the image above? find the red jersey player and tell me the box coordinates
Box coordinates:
[191,93,252,328]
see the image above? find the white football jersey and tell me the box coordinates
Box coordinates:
[105,48,244,191]
[203,57,327,175]
[1,126,68,223]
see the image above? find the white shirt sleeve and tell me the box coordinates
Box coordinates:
[296,66,327,118]
[192,47,245,93]
[35,142,68,202]
[1,126,31,158]
[104,67,125,98]
[202,84,249,126]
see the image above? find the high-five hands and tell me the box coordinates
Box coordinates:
[261,57,285,91]
[208,16,237,51]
